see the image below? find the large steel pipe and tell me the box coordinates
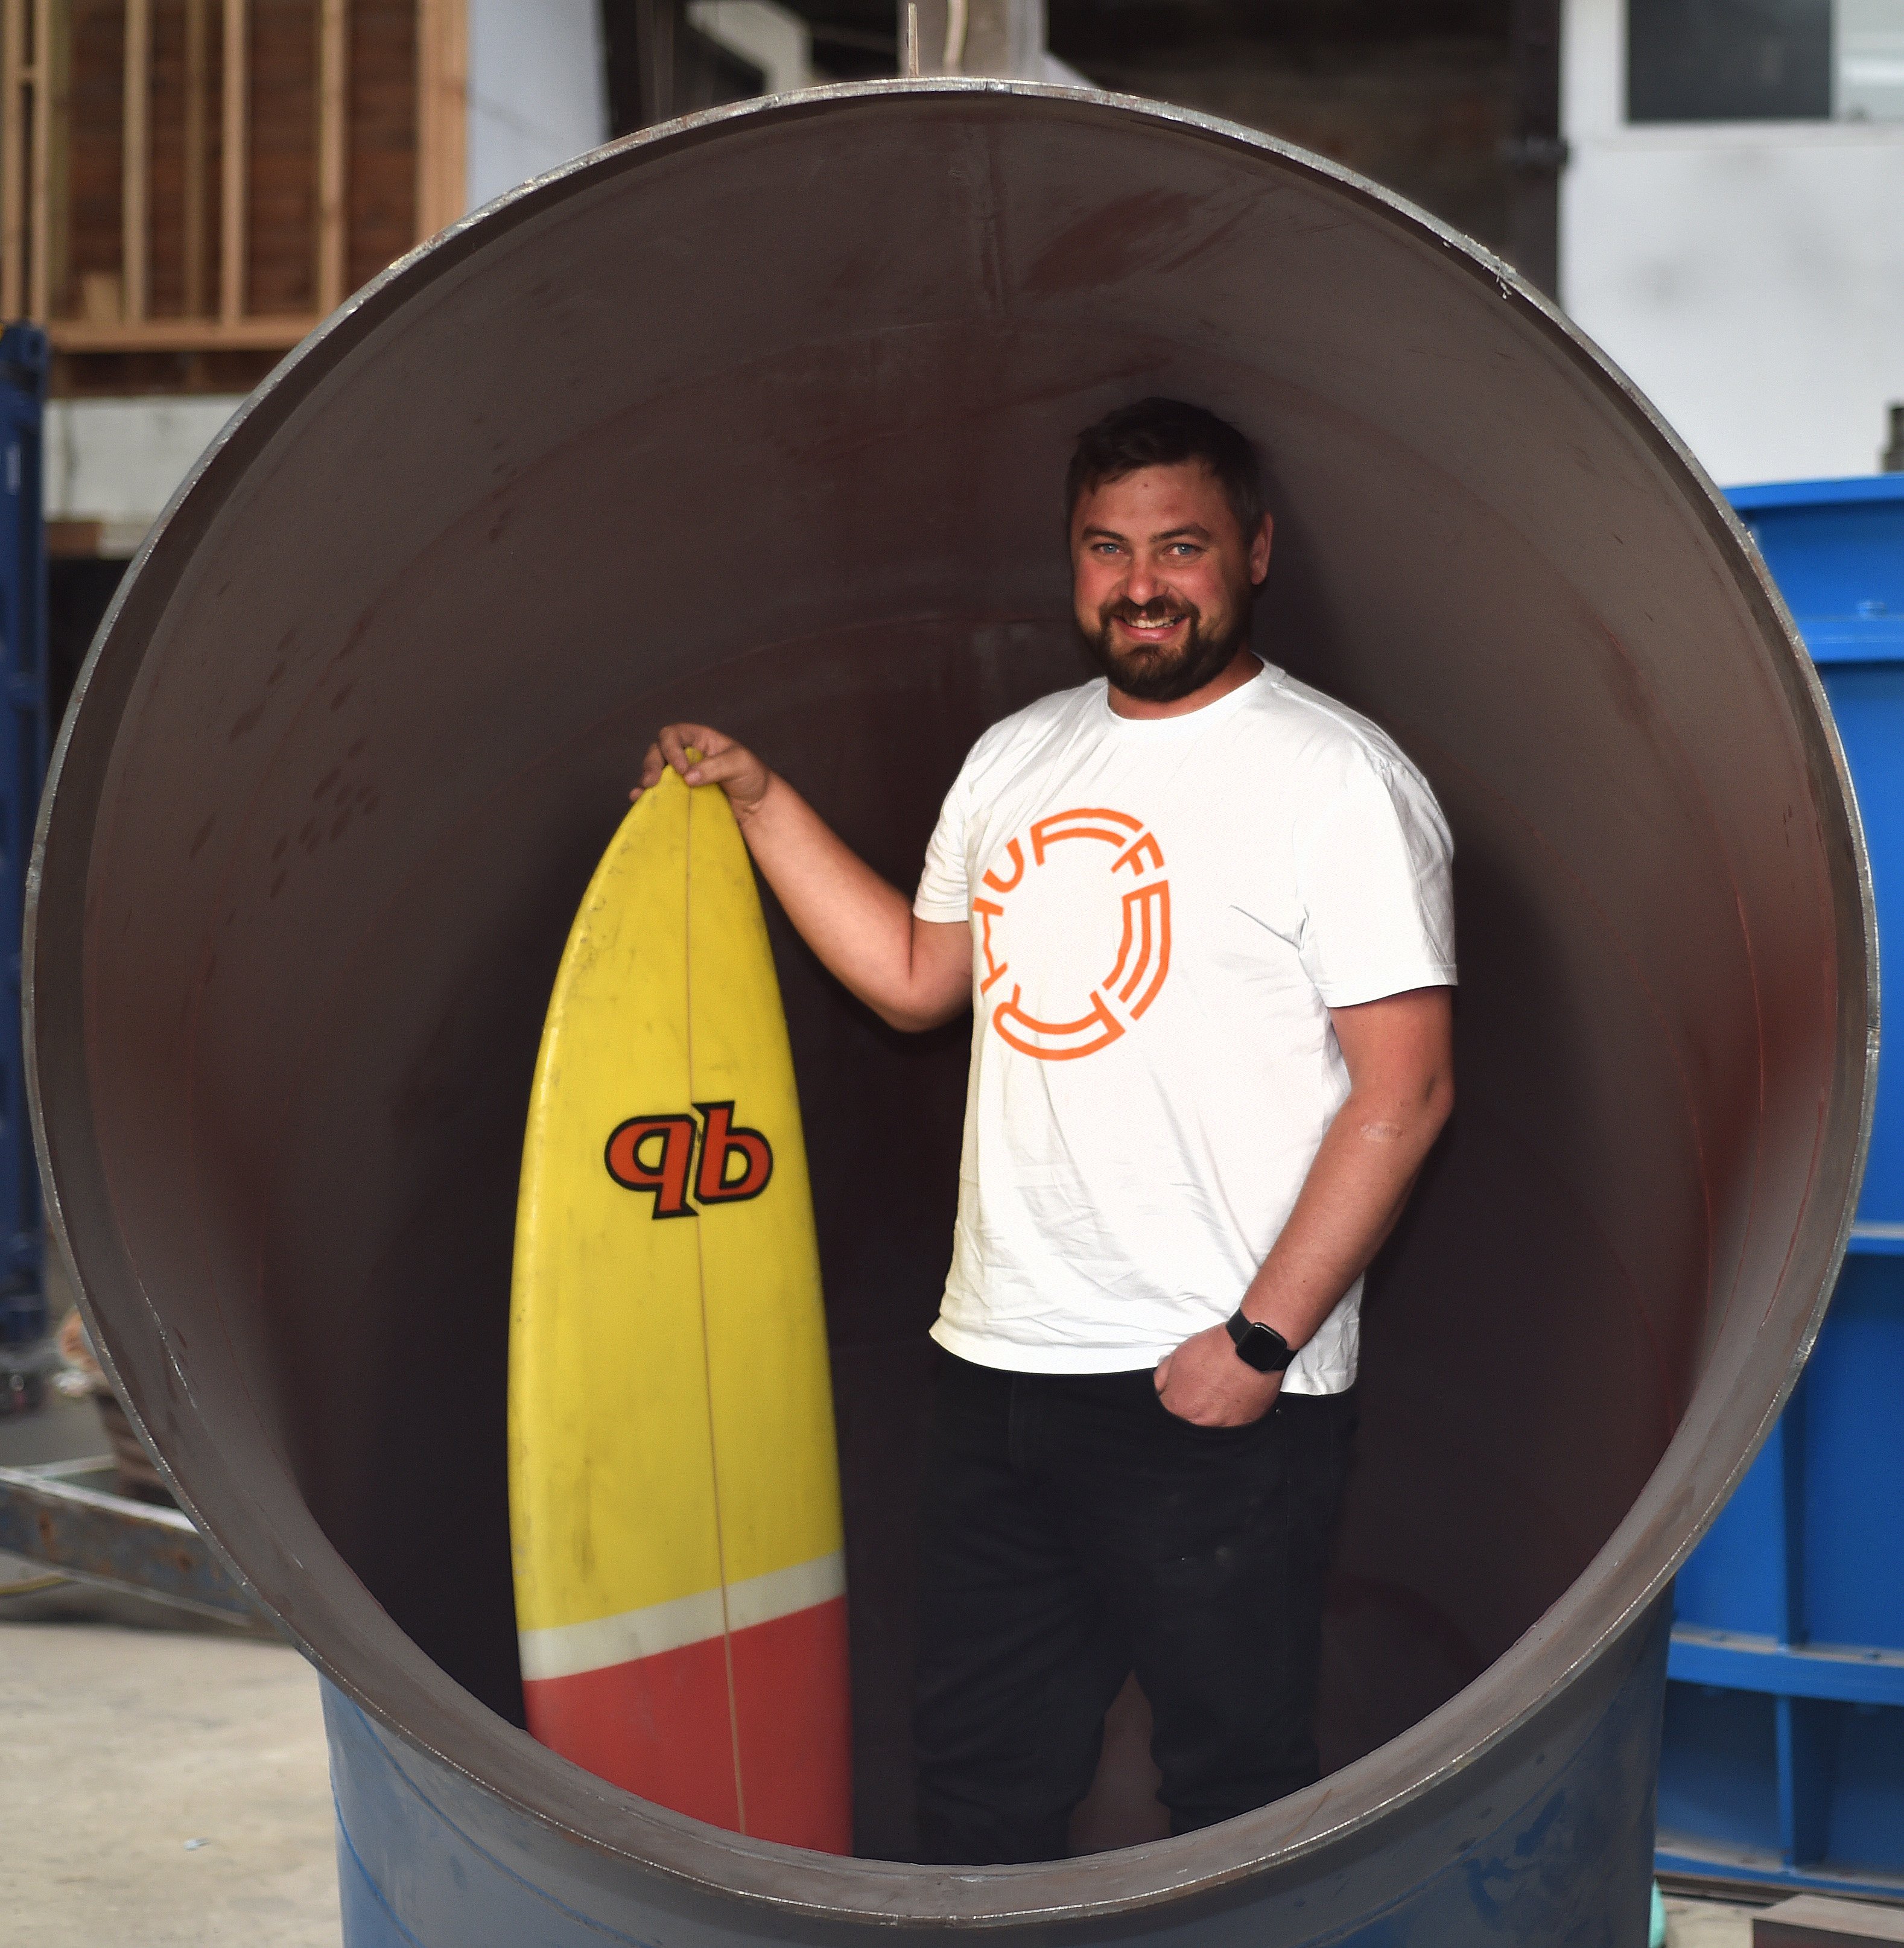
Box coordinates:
[28,83,1871,1944]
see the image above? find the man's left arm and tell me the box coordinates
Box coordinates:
[1155,985,1455,1426]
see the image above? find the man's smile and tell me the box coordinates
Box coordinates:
[1106,603,1194,649]
[1115,615,1187,642]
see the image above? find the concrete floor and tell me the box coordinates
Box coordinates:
[0,1596,341,1946]
[1,1385,342,1946]
[1664,1894,1758,1946]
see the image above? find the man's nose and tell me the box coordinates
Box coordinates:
[1123,559,1161,603]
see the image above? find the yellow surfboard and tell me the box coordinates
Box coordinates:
[507,764,851,1852]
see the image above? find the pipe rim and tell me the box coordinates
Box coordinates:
[24,79,1877,1925]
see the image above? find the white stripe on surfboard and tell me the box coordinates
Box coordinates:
[518,1550,846,1683]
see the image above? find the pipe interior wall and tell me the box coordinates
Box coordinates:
[26,81,1870,1931]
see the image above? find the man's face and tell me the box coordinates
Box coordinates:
[1070,462,1273,703]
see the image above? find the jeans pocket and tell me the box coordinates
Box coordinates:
[1150,1385,1271,1441]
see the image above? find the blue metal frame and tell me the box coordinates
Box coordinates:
[0,1456,254,1620]
[0,323,48,1337]
[1728,476,1904,665]
[1658,477,1904,1897]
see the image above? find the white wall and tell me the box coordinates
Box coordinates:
[43,396,244,553]
[466,0,610,212]
[1561,0,1904,484]
[687,2,814,93]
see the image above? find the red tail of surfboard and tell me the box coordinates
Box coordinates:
[521,1572,851,1849]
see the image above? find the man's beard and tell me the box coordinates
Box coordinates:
[1077,594,1253,704]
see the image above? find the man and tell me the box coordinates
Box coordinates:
[635,397,1455,1863]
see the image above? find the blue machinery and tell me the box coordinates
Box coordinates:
[1660,478,1904,1897]
[0,323,46,1379]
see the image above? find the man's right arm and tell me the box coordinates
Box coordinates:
[635,723,971,1033]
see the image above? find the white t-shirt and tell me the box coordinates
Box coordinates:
[912,664,1455,1392]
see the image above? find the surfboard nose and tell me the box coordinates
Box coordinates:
[28,81,1869,1944]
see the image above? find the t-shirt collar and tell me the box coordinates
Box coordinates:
[1094,659,1282,735]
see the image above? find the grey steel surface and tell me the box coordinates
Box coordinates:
[0,1457,253,1619]
[24,79,1874,1940]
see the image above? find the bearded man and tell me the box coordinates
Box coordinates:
[635,396,1456,1863]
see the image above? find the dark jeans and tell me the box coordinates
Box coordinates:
[912,1351,1355,1865]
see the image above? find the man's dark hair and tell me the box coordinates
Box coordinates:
[1065,398,1265,544]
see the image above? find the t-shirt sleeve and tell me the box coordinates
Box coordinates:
[913,770,973,922]
[1294,744,1456,1006]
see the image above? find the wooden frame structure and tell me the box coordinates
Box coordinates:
[1,0,467,353]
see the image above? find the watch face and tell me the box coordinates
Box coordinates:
[1228,1315,1293,1372]
[1246,1327,1288,1373]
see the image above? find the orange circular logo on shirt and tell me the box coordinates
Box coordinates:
[973,808,1172,1061]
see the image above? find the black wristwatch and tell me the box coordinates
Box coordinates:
[1225,1310,1296,1374]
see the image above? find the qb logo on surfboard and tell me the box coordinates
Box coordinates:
[604,1101,774,1219]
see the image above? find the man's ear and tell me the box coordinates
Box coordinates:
[1250,513,1275,586]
